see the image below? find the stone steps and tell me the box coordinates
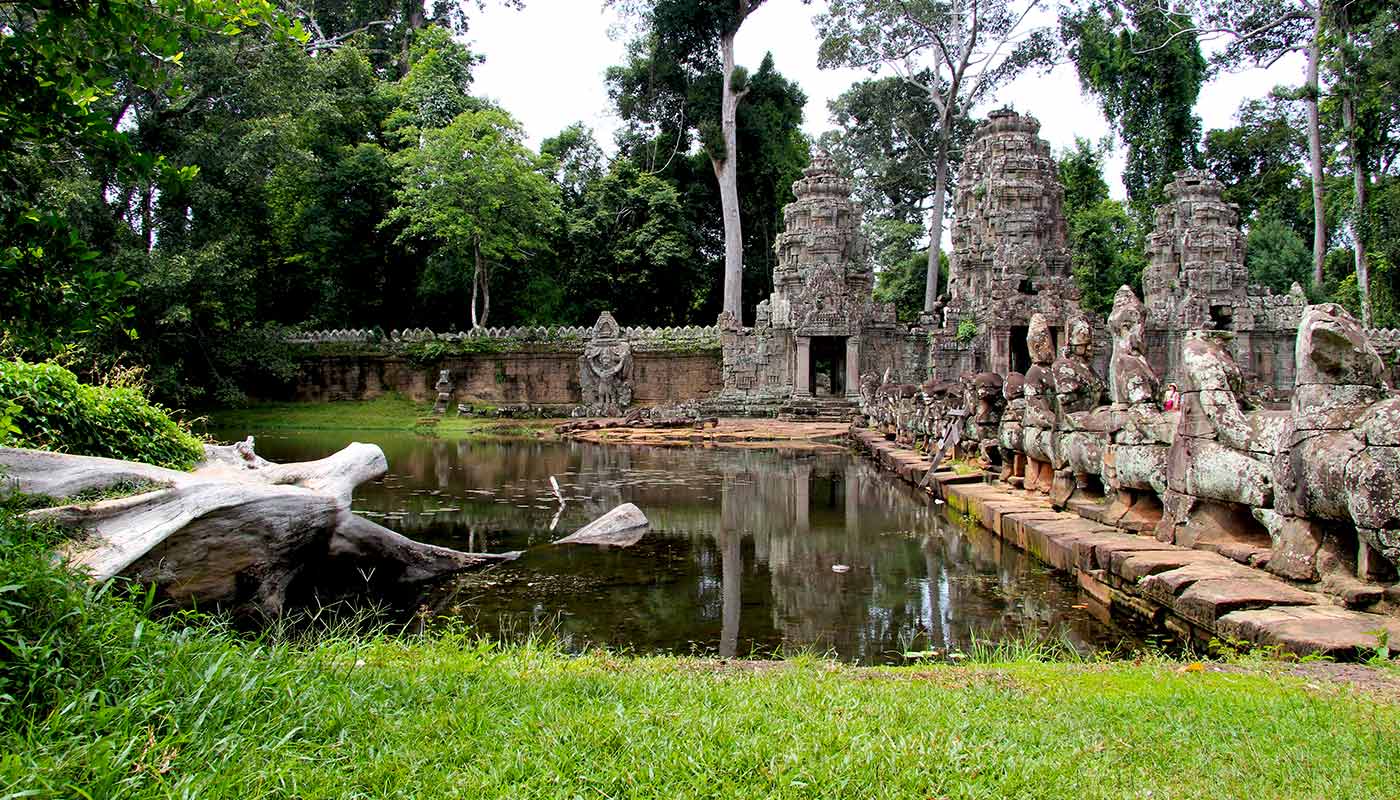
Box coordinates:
[777,397,859,423]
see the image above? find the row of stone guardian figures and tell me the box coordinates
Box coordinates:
[859,287,1400,595]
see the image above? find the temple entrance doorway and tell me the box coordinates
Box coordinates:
[1009,326,1032,374]
[810,336,847,397]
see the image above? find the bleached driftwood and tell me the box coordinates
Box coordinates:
[0,439,511,616]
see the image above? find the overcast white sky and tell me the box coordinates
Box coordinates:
[465,1,1301,202]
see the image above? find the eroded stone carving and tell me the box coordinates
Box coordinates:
[578,312,634,417]
[1267,303,1398,582]
[1102,287,1172,530]
[1021,313,1057,493]
[433,369,453,415]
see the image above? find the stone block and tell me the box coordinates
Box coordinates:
[1173,579,1317,627]
[1216,605,1400,659]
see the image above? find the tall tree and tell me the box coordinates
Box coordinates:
[1326,0,1400,326]
[384,108,560,328]
[607,28,807,321]
[609,0,771,322]
[820,75,944,225]
[1061,0,1206,226]
[815,0,1057,316]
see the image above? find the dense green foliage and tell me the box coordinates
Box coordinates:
[1061,0,1205,225]
[1203,96,1313,237]
[0,361,204,470]
[0,1,301,358]
[606,28,809,321]
[1247,218,1314,294]
[1057,138,1147,313]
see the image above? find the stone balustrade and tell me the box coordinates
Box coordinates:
[286,324,720,350]
[857,289,1400,614]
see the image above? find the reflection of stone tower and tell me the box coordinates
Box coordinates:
[1142,170,1306,387]
[939,109,1079,377]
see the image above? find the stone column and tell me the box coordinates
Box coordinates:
[794,336,812,397]
[794,463,811,534]
[845,336,861,400]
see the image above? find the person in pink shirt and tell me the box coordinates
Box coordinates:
[1163,382,1181,411]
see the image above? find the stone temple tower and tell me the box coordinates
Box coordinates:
[1143,169,1306,388]
[939,109,1080,376]
[717,152,908,414]
[766,152,874,338]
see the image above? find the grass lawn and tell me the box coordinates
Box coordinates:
[201,395,558,440]
[6,624,1398,799]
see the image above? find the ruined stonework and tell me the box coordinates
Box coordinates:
[578,312,634,417]
[717,152,925,416]
[432,369,453,415]
[938,109,1082,378]
[1144,170,1306,392]
[857,291,1400,611]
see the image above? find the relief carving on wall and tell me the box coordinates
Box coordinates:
[578,311,633,417]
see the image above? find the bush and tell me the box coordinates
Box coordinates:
[0,360,204,470]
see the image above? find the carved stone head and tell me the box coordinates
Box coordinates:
[1003,371,1025,402]
[1107,285,1145,356]
[1027,313,1054,365]
[1066,313,1093,360]
[1295,303,1387,388]
[1181,330,1243,395]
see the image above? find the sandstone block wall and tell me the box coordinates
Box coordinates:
[292,350,721,407]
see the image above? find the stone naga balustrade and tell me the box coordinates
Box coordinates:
[856,287,1400,602]
[286,324,721,351]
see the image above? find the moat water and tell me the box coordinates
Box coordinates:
[228,430,1155,664]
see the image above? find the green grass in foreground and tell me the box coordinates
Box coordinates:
[5,628,1399,799]
[4,501,1397,799]
[202,395,555,440]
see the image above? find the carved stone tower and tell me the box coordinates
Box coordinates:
[719,152,905,409]
[766,152,875,338]
[940,109,1079,377]
[1143,169,1305,387]
[1144,170,1248,331]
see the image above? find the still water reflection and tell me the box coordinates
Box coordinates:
[236,431,1149,664]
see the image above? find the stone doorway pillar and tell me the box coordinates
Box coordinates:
[794,336,812,397]
[845,336,861,400]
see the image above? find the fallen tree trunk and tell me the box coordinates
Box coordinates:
[0,439,508,617]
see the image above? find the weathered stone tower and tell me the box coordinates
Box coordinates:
[938,109,1081,377]
[716,153,917,415]
[1143,170,1306,390]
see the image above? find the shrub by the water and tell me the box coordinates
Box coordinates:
[0,360,204,470]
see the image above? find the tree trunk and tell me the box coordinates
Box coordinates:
[480,260,491,328]
[470,241,486,329]
[715,25,746,323]
[924,116,952,315]
[1306,8,1326,289]
[1342,90,1372,327]
[2,440,511,617]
